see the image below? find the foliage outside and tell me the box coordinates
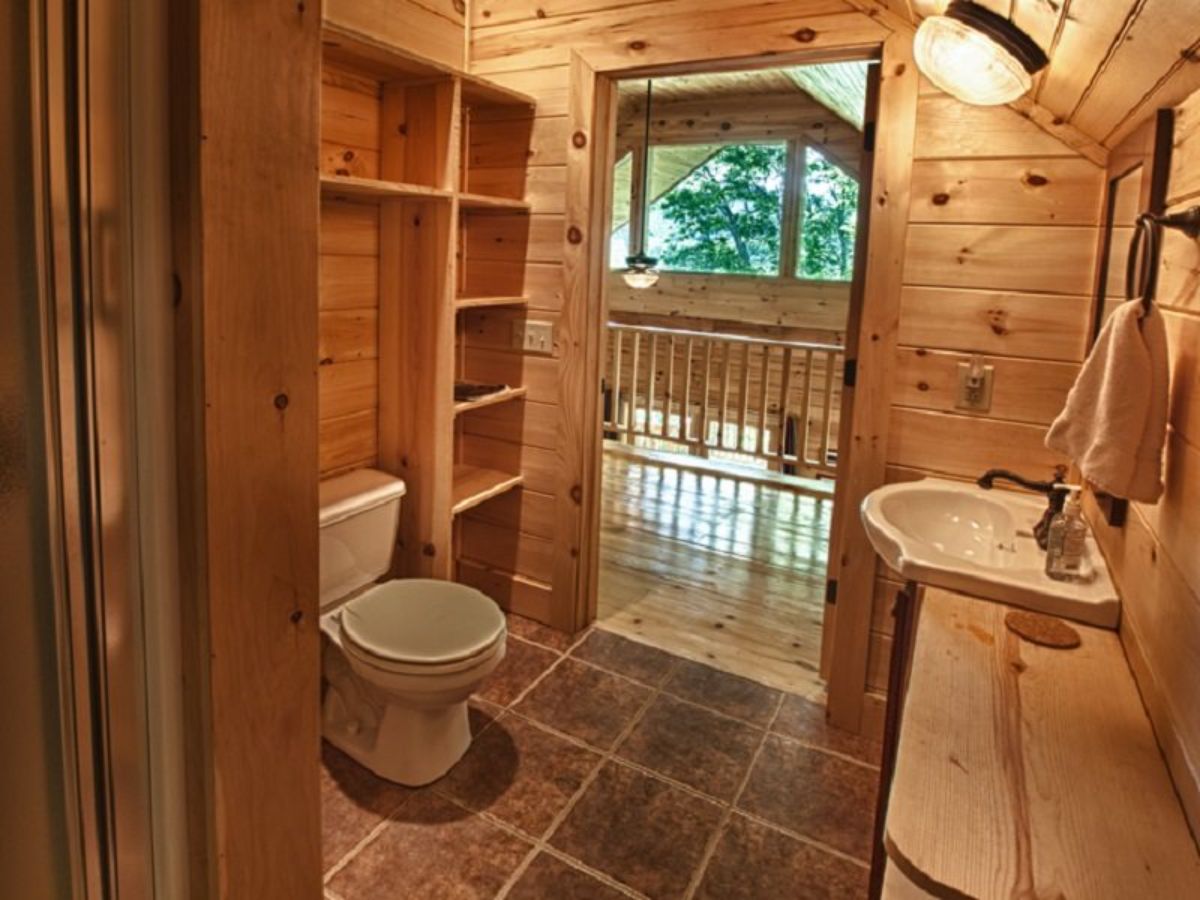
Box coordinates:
[615,142,859,281]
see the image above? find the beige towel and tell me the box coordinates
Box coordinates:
[1045,301,1169,503]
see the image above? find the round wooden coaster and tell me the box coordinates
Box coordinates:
[1004,610,1081,649]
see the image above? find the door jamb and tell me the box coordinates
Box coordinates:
[568,37,918,735]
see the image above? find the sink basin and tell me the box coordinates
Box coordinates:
[861,478,1119,628]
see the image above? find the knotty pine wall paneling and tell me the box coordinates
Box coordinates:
[468,1,1104,736]
[1085,86,1200,837]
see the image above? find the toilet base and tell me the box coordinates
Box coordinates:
[323,690,472,786]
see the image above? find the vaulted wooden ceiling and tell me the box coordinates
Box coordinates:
[869,0,1200,150]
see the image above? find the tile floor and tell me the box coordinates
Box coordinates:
[322,619,881,900]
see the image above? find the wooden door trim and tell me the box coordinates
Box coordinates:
[568,39,918,739]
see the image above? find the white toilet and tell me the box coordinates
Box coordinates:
[318,467,507,786]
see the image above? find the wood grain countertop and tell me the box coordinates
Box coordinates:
[884,588,1200,899]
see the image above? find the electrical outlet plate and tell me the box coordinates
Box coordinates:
[956,360,994,411]
[511,319,554,355]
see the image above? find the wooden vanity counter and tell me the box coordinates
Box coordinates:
[883,588,1200,899]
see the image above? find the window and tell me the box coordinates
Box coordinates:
[611,140,859,282]
[796,145,859,281]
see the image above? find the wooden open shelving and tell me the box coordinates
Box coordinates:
[320,174,452,202]
[454,295,530,311]
[451,465,524,516]
[454,385,528,415]
[318,22,535,583]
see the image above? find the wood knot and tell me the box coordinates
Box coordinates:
[567,225,583,244]
[319,357,333,366]
[289,609,304,625]
[917,381,929,392]
[628,39,647,51]
[719,121,731,131]
[894,62,907,76]
[572,130,587,148]
[793,27,817,43]
[570,484,583,504]
[342,149,356,161]
[1183,46,1200,63]
[451,0,466,13]
[536,7,547,18]
[273,393,289,410]
[931,192,951,206]
[1023,172,1049,187]
[422,543,437,557]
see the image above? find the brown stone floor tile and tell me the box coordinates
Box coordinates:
[695,813,868,899]
[549,762,723,900]
[327,792,531,899]
[469,697,503,735]
[738,734,877,862]
[507,853,629,900]
[571,629,678,685]
[773,693,882,766]
[615,694,761,801]
[320,741,410,873]
[663,658,781,726]
[515,658,652,749]
[507,612,582,652]
[475,636,560,707]
[439,713,601,837]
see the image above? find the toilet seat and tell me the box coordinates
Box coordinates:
[340,579,506,676]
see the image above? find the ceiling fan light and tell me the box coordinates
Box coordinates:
[623,253,660,289]
[914,1,1047,106]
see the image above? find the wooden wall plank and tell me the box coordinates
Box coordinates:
[325,0,467,70]
[320,254,379,309]
[319,310,378,364]
[903,224,1097,295]
[319,357,379,419]
[320,200,380,255]
[892,348,1078,426]
[887,406,1066,480]
[319,409,379,474]
[908,158,1102,226]
[915,96,1082,159]
[897,286,1090,362]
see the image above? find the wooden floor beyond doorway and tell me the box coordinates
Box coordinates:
[597,451,832,699]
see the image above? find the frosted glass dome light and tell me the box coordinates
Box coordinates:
[914,1,1048,107]
[622,253,660,289]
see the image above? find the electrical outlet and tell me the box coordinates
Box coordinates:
[956,358,994,411]
[511,319,555,355]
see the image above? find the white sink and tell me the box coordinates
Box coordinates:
[861,478,1119,628]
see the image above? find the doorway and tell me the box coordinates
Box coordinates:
[588,63,874,697]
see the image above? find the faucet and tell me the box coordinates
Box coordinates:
[976,467,1068,550]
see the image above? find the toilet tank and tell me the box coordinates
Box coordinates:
[318,468,407,609]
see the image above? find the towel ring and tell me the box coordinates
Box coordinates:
[1126,206,1200,313]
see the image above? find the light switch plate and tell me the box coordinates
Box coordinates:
[956,360,994,412]
[512,319,555,355]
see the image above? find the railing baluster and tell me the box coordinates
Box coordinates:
[798,348,814,465]
[818,349,837,470]
[777,346,794,461]
[644,333,657,436]
[737,342,751,454]
[718,341,732,450]
[664,335,676,439]
[681,337,694,444]
[611,330,623,431]
[699,340,713,449]
[756,344,770,455]
[628,331,641,441]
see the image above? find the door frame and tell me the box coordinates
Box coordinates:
[566,36,917,735]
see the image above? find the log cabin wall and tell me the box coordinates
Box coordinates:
[468,0,1105,732]
[1085,87,1200,836]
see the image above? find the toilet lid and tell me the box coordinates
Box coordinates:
[341,580,505,667]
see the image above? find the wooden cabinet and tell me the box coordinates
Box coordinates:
[318,23,535,580]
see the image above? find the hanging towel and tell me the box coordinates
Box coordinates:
[1045,301,1169,503]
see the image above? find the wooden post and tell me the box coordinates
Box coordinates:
[779,139,808,277]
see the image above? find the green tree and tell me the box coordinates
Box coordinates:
[798,148,858,280]
[649,143,785,275]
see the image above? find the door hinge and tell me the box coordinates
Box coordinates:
[862,121,876,153]
[843,358,858,388]
[825,579,838,605]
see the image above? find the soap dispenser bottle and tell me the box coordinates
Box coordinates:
[1045,485,1087,582]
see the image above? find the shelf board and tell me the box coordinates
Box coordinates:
[452,465,524,516]
[454,295,530,311]
[460,72,537,109]
[457,192,531,213]
[454,385,528,415]
[321,174,451,201]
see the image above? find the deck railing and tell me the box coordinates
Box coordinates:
[602,322,844,477]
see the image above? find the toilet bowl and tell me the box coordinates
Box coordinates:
[318,469,507,786]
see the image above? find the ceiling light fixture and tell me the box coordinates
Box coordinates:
[623,80,660,289]
[913,1,1048,106]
